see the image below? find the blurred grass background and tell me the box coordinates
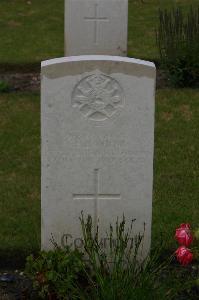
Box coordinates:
[0,0,198,70]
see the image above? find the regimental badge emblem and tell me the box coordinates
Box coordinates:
[72,73,125,121]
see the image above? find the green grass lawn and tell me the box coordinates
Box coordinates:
[152,89,199,250]
[0,0,198,71]
[0,93,40,266]
[0,89,198,265]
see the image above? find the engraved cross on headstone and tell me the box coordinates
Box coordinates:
[84,3,109,45]
[73,169,121,230]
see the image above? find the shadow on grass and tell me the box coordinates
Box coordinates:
[0,249,39,269]
[0,59,162,74]
[0,63,40,74]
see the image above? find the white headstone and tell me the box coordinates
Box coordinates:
[41,56,156,257]
[65,0,128,56]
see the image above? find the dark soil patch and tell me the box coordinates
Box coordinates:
[0,250,38,271]
[0,271,38,300]
[0,69,169,93]
[156,68,169,89]
[0,63,40,74]
[0,73,40,92]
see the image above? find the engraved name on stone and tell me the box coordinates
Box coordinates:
[72,73,125,121]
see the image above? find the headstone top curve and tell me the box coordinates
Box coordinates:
[41,56,156,69]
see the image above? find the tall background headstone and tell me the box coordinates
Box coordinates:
[41,56,156,257]
[65,0,128,56]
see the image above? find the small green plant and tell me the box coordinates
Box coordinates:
[25,215,172,299]
[156,6,199,87]
[0,80,10,93]
[25,246,85,299]
[79,214,169,300]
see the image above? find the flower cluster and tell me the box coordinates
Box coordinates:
[175,223,193,266]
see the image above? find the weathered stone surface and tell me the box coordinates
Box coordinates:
[65,0,128,56]
[41,55,156,257]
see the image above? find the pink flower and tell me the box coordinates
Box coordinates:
[175,223,193,247]
[175,246,193,266]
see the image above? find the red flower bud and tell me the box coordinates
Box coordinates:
[175,246,193,266]
[175,223,193,247]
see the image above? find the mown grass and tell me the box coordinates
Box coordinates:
[0,89,198,266]
[0,93,40,266]
[128,0,199,61]
[0,0,64,70]
[153,89,199,250]
[0,0,198,71]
